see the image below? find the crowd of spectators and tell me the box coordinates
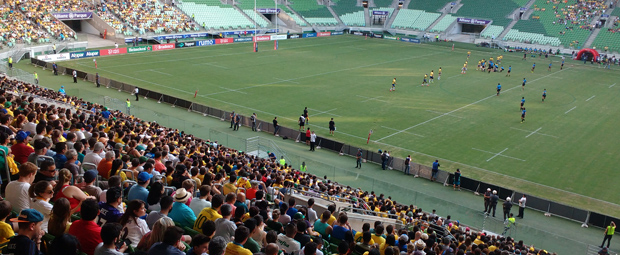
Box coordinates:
[546,0,608,32]
[0,73,556,255]
[0,4,51,46]
[102,0,198,34]
[17,0,81,41]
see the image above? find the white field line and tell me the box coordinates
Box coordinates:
[375,68,570,142]
[565,106,577,114]
[149,69,173,76]
[198,62,228,69]
[426,110,464,119]
[471,148,526,162]
[510,127,559,138]
[525,127,542,138]
[610,83,616,88]
[380,126,425,138]
[585,95,595,102]
[274,78,300,84]
[219,87,247,94]
[309,108,341,117]
[356,95,389,103]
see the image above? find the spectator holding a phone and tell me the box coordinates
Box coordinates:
[95,222,128,255]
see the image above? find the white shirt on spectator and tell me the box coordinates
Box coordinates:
[83,152,103,166]
[300,247,323,255]
[125,217,150,248]
[307,207,318,225]
[277,234,300,254]
[5,181,31,213]
[189,198,211,217]
[23,122,37,134]
[213,218,237,243]
[30,198,53,232]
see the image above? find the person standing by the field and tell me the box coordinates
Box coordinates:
[234,113,241,131]
[273,117,279,136]
[299,114,306,132]
[251,113,257,131]
[390,77,397,91]
[328,118,335,136]
[72,70,77,83]
[521,108,526,123]
[34,72,38,84]
[601,222,616,248]
[404,155,411,175]
[96,73,100,87]
[503,197,512,220]
[355,149,363,168]
[305,128,311,145]
[517,194,526,218]
[483,188,491,213]
[430,71,434,84]
[431,160,439,181]
[486,190,499,217]
[453,169,461,191]
[309,131,316,151]
[230,111,235,128]
[126,99,131,115]
[531,62,536,73]
[522,78,527,91]
[506,65,511,77]
[438,67,442,80]
[134,87,139,101]
[303,107,309,124]
[542,89,547,102]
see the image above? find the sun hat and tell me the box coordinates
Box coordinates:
[174,188,190,203]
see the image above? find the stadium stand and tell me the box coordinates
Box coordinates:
[235,0,277,9]
[591,17,620,52]
[105,0,197,34]
[391,9,440,31]
[502,28,562,46]
[406,0,453,12]
[505,0,607,48]
[12,0,81,41]
[178,0,256,30]
[372,0,395,8]
[457,0,524,27]
[285,9,309,27]
[288,0,338,26]
[0,4,53,46]
[331,0,365,27]
[0,70,558,255]
[96,6,134,36]
[242,9,270,28]
[369,7,394,22]
[480,24,505,39]
[429,14,457,33]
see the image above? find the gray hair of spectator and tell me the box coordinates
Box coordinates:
[65,149,77,159]
[93,142,105,152]
[105,151,115,160]
[208,236,227,255]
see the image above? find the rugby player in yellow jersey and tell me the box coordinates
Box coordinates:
[430,70,434,83]
[467,51,471,58]
[390,77,396,91]
[422,74,428,86]
[461,63,467,74]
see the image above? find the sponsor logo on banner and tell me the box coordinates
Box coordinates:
[270,35,287,40]
[70,52,86,59]
[100,48,128,56]
[52,12,93,20]
[372,34,384,38]
[456,17,491,25]
[85,50,100,57]
[155,33,208,40]
[256,8,280,14]
[302,33,317,38]
[125,37,143,43]
[254,35,271,42]
[197,40,216,46]
[153,43,175,51]
[37,53,70,61]
[372,11,389,15]
[127,45,152,53]
[400,37,420,43]
[353,31,365,36]
[215,38,234,44]
[317,32,331,37]
[288,34,301,39]
[234,37,253,42]
[384,36,397,40]
[175,41,196,48]
[331,31,344,35]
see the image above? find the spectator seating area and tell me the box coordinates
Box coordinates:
[457,0,526,27]
[391,9,440,31]
[284,9,308,27]
[179,0,256,30]
[331,0,365,27]
[96,6,134,36]
[502,28,562,46]
[242,9,270,28]
[235,0,277,9]
[18,0,83,41]
[105,0,197,34]
[288,0,338,26]
[369,7,394,23]
[480,25,505,39]
[0,5,52,46]
[592,17,620,52]
[508,0,607,48]
[429,14,457,33]
[406,0,453,12]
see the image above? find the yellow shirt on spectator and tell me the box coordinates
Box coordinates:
[354,232,374,245]
[371,234,385,246]
[225,242,252,255]
[194,207,222,232]
[327,215,336,226]
[0,221,14,244]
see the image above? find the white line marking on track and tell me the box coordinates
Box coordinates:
[565,106,577,114]
[525,127,542,138]
[380,126,425,137]
[585,95,595,101]
[309,108,341,117]
[219,87,246,94]
[510,127,559,138]
[426,110,464,119]
[610,83,616,88]
[472,148,526,162]
[274,78,300,84]
[356,95,388,103]
[375,68,570,142]
[486,148,509,162]
[198,62,228,69]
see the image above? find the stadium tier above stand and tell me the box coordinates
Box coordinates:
[372,0,395,8]
[592,17,620,53]
[391,9,440,31]
[179,0,255,30]
[0,5,52,46]
[235,0,277,9]
[16,0,82,41]
[406,0,453,12]
[288,0,338,26]
[429,14,457,33]
[284,8,309,27]
[457,0,526,27]
[505,0,606,48]
[331,0,365,27]
[480,24,505,39]
[96,7,134,36]
[106,0,197,34]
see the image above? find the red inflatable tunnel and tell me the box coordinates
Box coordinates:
[575,48,599,61]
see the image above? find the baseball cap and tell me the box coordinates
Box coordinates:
[139,156,148,163]
[293,212,305,220]
[138,171,153,182]
[15,130,30,141]
[11,209,44,223]
[84,170,98,183]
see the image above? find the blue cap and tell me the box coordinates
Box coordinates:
[11,209,44,223]
[15,131,30,141]
[84,170,98,183]
[137,171,153,182]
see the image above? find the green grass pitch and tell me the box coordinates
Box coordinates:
[61,35,620,213]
